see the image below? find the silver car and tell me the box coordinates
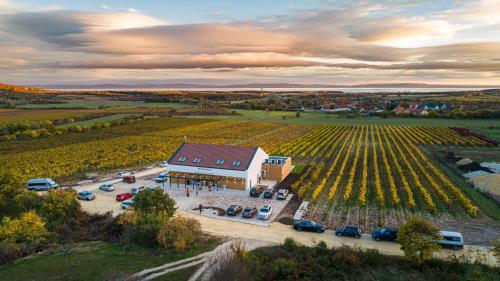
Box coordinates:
[258,205,273,220]
[276,189,289,200]
[99,183,114,192]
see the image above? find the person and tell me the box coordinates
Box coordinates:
[186,188,190,197]
[199,203,203,214]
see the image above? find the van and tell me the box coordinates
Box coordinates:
[27,178,59,191]
[438,231,464,250]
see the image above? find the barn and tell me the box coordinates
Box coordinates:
[166,142,291,191]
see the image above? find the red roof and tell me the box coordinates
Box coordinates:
[167,143,259,171]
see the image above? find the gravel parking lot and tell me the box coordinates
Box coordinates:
[75,170,292,226]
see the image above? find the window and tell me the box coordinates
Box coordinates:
[178,156,186,162]
[192,158,202,163]
[232,161,241,167]
[216,159,225,165]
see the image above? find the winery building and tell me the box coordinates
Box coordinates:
[166,143,291,191]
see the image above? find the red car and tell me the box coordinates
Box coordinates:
[123,175,136,183]
[116,192,133,202]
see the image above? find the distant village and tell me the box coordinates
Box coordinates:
[317,102,452,116]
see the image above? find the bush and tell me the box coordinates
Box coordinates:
[0,210,47,244]
[118,212,165,247]
[283,237,298,252]
[40,189,81,228]
[0,241,32,265]
[157,216,202,252]
[397,216,441,264]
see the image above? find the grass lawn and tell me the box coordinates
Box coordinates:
[56,114,134,128]
[153,264,202,281]
[0,239,218,281]
[16,101,186,109]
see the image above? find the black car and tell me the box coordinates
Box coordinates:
[263,188,274,199]
[293,220,325,233]
[242,207,258,218]
[227,204,243,216]
[371,228,398,241]
[250,186,264,197]
[335,226,362,238]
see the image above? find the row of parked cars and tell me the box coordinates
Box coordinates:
[226,204,274,220]
[292,220,465,250]
[250,186,289,200]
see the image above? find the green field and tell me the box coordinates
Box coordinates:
[0,240,218,281]
[56,114,135,128]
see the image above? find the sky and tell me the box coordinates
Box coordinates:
[1,0,499,86]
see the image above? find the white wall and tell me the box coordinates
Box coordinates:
[245,148,269,190]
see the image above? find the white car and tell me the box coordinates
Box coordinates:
[121,199,134,209]
[116,171,132,178]
[99,183,114,192]
[258,205,273,220]
[276,189,289,200]
[159,161,168,167]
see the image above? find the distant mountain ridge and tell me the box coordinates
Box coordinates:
[0,82,47,93]
[35,82,500,90]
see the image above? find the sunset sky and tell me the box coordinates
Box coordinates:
[1,0,499,86]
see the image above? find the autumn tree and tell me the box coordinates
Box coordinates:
[397,216,441,264]
[0,210,47,244]
[39,189,81,226]
[132,187,176,217]
[157,216,202,252]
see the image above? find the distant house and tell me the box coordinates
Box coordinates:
[424,103,440,110]
[359,105,376,113]
[419,109,429,116]
[393,106,407,114]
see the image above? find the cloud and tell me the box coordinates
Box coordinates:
[53,52,318,69]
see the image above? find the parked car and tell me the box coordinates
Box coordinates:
[258,205,273,220]
[99,183,114,192]
[116,192,133,202]
[156,172,168,183]
[371,228,398,241]
[77,190,95,201]
[159,161,169,167]
[117,171,132,178]
[123,175,136,184]
[335,226,362,238]
[263,188,274,199]
[227,204,243,216]
[437,231,464,250]
[276,189,289,200]
[121,199,134,209]
[27,178,59,191]
[249,186,264,197]
[293,220,325,233]
[131,186,146,195]
[242,207,258,218]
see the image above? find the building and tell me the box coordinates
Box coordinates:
[166,143,291,191]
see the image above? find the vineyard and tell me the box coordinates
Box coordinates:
[272,125,495,224]
[0,117,312,183]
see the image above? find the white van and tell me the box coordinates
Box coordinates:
[438,231,464,250]
[27,178,59,191]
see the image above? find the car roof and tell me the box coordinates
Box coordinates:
[440,231,463,238]
[28,178,55,183]
[278,189,287,192]
[262,204,270,208]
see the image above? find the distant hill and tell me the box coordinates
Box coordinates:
[36,82,500,90]
[0,83,48,94]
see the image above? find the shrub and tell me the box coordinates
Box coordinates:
[157,216,202,252]
[0,241,31,265]
[283,237,298,252]
[0,210,47,244]
[133,188,176,217]
[118,212,165,247]
[397,216,441,264]
[39,189,81,227]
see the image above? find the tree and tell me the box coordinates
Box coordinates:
[0,210,47,243]
[157,216,202,252]
[40,189,81,226]
[397,216,441,264]
[0,173,40,217]
[132,188,176,217]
